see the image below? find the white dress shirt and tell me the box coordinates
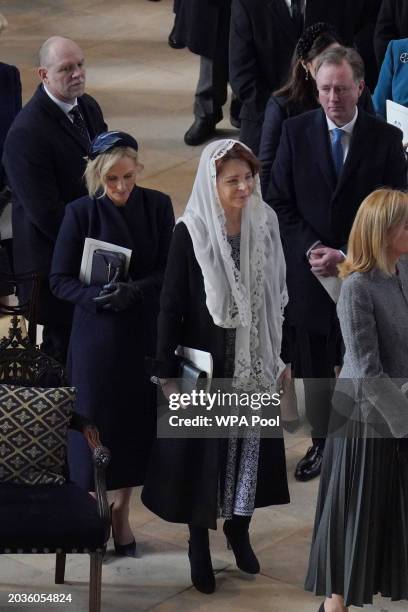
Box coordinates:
[43,85,77,122]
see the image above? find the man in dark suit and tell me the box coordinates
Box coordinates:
[3,36,107,363]
[374,0,408,67]
[229,0,381,155]
[267,46,406,480]
[177,0,241,146]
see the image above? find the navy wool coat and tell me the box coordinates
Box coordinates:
[50,187,175,490]
[141,222,290,529]
[0,62,21,192]
[267,108,407,336]
[3,85,107,325]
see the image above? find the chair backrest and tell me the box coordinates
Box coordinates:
[0,315,66,387]
[0,270,39,345]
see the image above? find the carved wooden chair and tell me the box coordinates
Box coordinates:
[0,274,111,612]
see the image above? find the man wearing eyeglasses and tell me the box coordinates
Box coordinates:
[3,36,107,363]
[267,46,406,482]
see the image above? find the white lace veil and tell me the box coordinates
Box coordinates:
[178,139,288,391]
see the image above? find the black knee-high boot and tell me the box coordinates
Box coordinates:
[223,515,260,574]
[188,524,215,594]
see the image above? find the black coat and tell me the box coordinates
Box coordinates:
[0,63,21,192]
[374,0,408,66]
[141,222,289,529]
[172,0,231,59]
[50,187,175,490]
[266,108,407,335]
[230,0,381,125]
[2,85,107,325]
[259,87,375,196]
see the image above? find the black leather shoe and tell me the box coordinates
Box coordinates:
[188,540,215,594]
[114,538,137,557]
[184,118,217,146]
[168,26,185,49]
[294,444,324,482]
[223,519,260,574]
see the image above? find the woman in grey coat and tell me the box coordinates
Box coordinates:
[305,188,408,611]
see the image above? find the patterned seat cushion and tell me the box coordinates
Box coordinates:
[0,385,75,484]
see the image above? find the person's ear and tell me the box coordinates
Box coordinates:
[357,79,365,97]
[38,67,48,83]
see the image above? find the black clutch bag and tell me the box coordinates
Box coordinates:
[90,249,126,286]
[178,357,208,395]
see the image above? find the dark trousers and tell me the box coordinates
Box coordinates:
[239,116,264,156]
[193,7,240,123]
[302,331,340,447]
[41,322,72,366]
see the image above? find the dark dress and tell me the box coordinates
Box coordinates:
[50,186,175,490]
[141,222,289,530]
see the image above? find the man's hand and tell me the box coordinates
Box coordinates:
[308,246,344,277]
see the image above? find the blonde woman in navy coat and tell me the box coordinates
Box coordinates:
[50,132,174,556]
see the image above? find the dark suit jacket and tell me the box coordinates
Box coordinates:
[2,85,107,324]
[0,63,21,191]
[266,107,407,335]
[230,0,381,123]
[374,0,408,66]
[259,87,375,196]
[172,0,231,59]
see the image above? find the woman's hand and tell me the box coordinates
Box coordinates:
[93,281,142,311]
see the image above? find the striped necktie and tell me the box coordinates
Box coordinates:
[69,106,89,141]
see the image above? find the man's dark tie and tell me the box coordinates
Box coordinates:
[69,106,90,141]
[291,0,304,37]
[331,128,345,176]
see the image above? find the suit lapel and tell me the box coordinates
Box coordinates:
[306,109,337,190]
[267,0,298,44]
[35,85,89,152]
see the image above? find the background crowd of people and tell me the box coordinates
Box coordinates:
[1,2,408,611]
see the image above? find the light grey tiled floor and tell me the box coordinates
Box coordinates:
[0,2,404,610]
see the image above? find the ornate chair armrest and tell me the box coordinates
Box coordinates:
[92,445,111,543]
[70,412,111,542]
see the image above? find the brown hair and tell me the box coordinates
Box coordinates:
[338,189,408,279]
[215,143,261,177]
[275,30,343,114]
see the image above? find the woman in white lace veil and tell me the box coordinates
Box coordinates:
[142,139,289,595]
[180,138,287,391]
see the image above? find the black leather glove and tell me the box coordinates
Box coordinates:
[93,281,142,312]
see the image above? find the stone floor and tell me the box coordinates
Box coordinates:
[0,1,405,611]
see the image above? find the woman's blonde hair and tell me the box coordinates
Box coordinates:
[338,188,408,279]
[84,146,142,197]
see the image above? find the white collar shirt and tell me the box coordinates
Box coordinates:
[43,85,78,121]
